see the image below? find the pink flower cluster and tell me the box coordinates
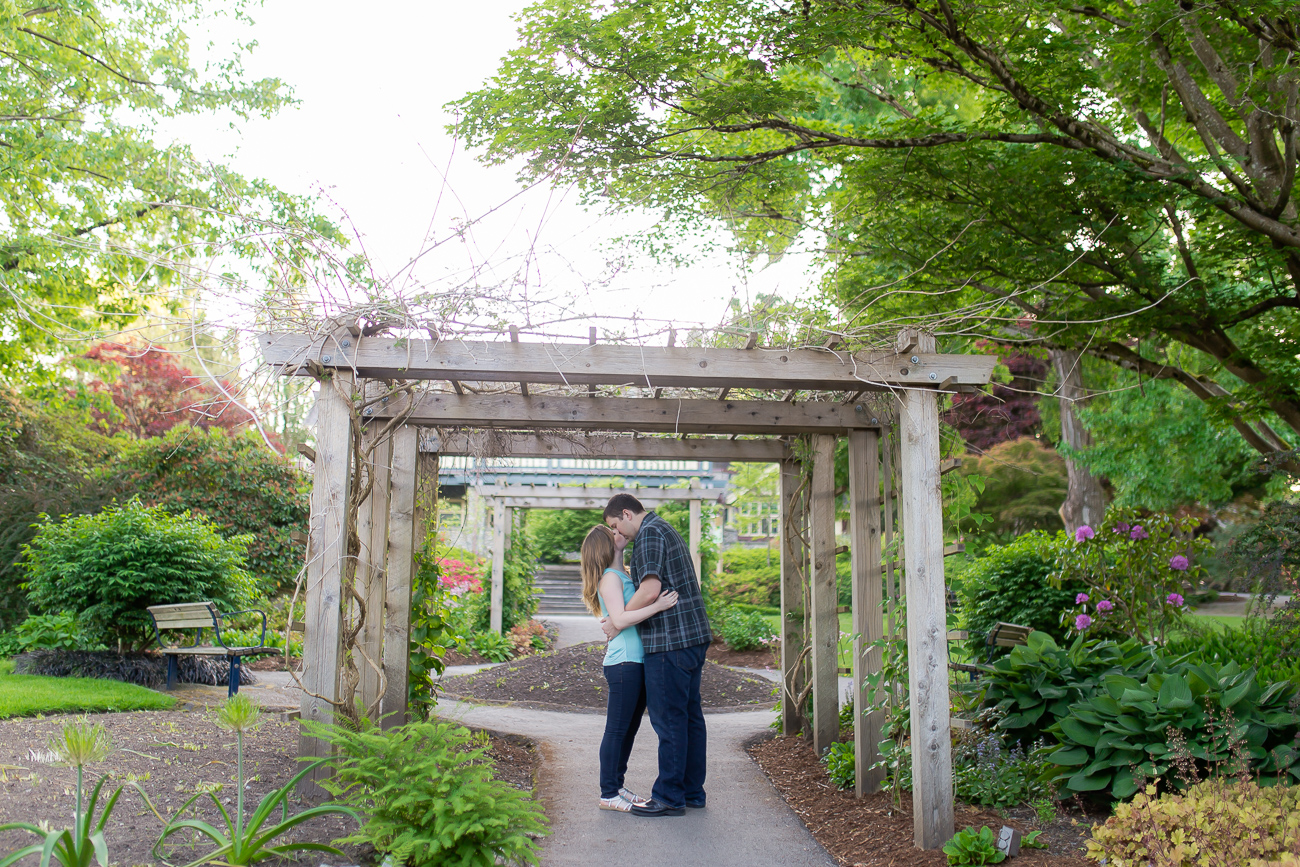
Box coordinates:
[438,558,485,597]
[1075,525,1095,542]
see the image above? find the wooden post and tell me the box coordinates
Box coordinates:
[382,425,419,729]
[490,501,506,634]
[883,431,899,640]
[357,429,392,714]
[899,333,955,849]
[809,434,840,756]
[779,458,808,738]
[689,498,702,582]
[849,429,885,795]
[299,371,353,793]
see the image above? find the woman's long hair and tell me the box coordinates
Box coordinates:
[580,525,616,617]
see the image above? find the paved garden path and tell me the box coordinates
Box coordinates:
[444,614,836,867]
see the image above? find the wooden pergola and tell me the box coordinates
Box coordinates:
[261,326,996,849]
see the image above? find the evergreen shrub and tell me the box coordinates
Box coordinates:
[957,531,1083,659]
[22,500,256,650]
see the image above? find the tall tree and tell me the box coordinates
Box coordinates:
[454,0,1300,483]
[1,0,337,380]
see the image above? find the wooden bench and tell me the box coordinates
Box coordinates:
[146,602,276,698]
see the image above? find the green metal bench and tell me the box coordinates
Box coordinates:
[146,602,276,698]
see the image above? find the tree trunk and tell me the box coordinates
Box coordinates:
[1051,349,1107,533]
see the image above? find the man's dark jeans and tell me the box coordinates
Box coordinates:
[643,642,708,808]
[599,662,647,799]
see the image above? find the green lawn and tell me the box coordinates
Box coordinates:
[0,658,176,719]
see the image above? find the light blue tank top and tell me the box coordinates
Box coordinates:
[597,568,644,666]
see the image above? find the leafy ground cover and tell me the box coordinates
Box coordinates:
[0,661,175,718]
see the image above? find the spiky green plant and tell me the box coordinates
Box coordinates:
[154,695,357,866]
[0,720,124,867]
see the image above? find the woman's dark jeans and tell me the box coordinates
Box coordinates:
[599,662,647,798]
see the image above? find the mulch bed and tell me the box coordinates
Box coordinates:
[708,642,779,669]
[439,641,778,712]
[748,734,1095,867]
[0,709,538,865]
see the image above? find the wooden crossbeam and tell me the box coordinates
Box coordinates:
[509,326,529,397]
[371,393,880,434]
[259,333,997,391]
[425,431,790,462]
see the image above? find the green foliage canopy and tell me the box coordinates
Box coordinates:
[455,0,1300,473]
[0,0,338,380]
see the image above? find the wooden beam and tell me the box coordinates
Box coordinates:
[490,503,506,633]
[299,370,353,794]
[374,393,878,435]
[780,459,808,738]
[260,333,998,391]
[850,429,885,796]
[382,425,419,729]
[474,485,710,505]
[588,327,597,396]
[426,431,791,462]
[809,435,840,756]
[357,429,392,714]
[899,333,955,849]
[509,326,529,397]
[689,498,702,584]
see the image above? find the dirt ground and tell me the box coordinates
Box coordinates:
[438,641,778,712]
[748,734,1095,867]
[0,709,538,865]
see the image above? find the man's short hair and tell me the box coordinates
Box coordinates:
[603,493,645,519]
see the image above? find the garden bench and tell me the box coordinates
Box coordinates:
[146,602,276,698]
[948,621,1032,676]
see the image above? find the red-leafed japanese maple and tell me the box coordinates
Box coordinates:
[946,353,1047,453]
[79,343,257,439]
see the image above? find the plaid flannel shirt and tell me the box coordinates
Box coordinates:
[630,511,712,653]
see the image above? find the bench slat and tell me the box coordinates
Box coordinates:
[160,646,278,656]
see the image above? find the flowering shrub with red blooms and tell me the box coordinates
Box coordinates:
[438,558,485,597]
[1055,508,1211,644]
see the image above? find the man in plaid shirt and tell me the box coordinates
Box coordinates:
[602,493,712,817]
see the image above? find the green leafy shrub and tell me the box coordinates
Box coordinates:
[1167,618,1300,687]
[22,500,256,650]
[1087,778,1300,867]
[1048,660,1300,800]
[101,426,308,595]
[15,612,90,652]
[310,717,548,866]
[956,531,1084,659]
[943,827,1006,866]
[408,548,457,718]
[959,438,1067,537]
[527,508,602,563]
[0,630,20,657]
[714,547,781,607]
[952,732,1056,809]
[711,604,776,652]
[822,741,855,789]
[1054,508,1212,643]
[469,631,514,663]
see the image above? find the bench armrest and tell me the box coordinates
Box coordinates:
[217,609,267,649]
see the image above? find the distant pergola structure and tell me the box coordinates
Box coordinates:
[468,479,711,632]
[261,325,996,849]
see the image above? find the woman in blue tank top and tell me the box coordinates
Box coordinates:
[579,525,678,812]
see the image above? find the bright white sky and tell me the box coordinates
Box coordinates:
[165,0,819,343]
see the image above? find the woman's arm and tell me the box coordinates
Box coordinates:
[599,572,678,631]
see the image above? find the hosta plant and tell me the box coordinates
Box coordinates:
[0,720,128,867]
[1048,660,1300,800]
[943,826,1007,867]
[154,695,357,865]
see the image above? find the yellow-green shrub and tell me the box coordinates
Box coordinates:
[1087,779,1300,867]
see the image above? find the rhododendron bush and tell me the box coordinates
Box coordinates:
[1054,509,1210,644]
